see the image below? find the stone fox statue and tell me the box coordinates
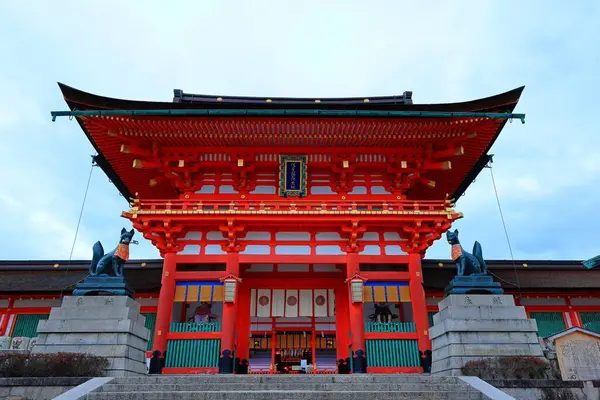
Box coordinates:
[446,229,487,276]
[89,228,135,277]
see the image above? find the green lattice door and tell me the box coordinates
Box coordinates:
[142,313,157,351]
[529,312,566,337]
[11,314,49,338]
[580,312,600,334]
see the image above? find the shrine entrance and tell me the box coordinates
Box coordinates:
[247,287,338,374]
[249,329,338,374]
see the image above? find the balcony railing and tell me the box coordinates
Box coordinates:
[365,321,416,333]
[127,199,457,217]
[169,322,221,333]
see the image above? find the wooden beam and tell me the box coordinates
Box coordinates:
[432,146,464,159]
[423,160,451,170]
[132,159,162,169]
[121,144,152,157]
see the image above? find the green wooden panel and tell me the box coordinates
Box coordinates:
[165,339,220,368]
[530,312,566,337]
[365,339,420,367]
[580,312,600,334]
[141,313,157,351]
[11,314,49,338]
[365,322,416,332]
[169,322,221,333]
[428,312,436,327]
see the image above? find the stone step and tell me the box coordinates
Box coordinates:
[98,383,472,392]
[88,390,486,400]
[111,375,462,385]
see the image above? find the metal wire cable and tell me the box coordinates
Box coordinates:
[59,157,97,297]
[486,163,523,297]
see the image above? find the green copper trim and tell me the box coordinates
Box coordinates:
[51,109,526,123]
[583,255,600,269]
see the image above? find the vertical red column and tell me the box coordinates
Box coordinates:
[153,252,176,356]
[334,285,350,368]
[408,252,431,351]
[0,298,15,336]
[565,297,582,328]
[234,283,251,371]
[346,252,366,373]
[219,251,239,374]
[311,330,317,373]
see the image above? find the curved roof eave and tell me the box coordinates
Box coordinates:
[58,82,524,114]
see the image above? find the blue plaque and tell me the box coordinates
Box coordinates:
[279,155,307,197]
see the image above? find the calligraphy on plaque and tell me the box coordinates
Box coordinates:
[278,155,307,197]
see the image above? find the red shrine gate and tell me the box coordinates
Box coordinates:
[55,83,524,373]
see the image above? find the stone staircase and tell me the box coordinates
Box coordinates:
[85,374,490,399]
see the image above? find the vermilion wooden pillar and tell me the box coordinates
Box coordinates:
[334,285,350,366]
[0,298,14,336]
[153,253,176,356]
[219,251,240,374]
[346,252,366,373]
[234,283,251,370]
[408,253,431,351]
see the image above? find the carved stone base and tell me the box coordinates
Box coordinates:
[33,296,149,376]
[444,275,504,295]
[73,276,135,298]
[430,294,543,376]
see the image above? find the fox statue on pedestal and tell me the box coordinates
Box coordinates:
[446,229,487,276]
[89,228,136,277]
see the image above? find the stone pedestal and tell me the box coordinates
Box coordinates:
[73,276,134,298]
[33,296,149,376]
[445,275,504,295]
[430,294,544,376]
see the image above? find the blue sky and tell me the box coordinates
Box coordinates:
[0,1,598,261]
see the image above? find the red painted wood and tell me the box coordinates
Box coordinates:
[335,285,350,361]
[346,252,366,357]
[220,252,240,357]
[4,308,51,314]
[0,295,59,300]
[140,306,158,314]
[409,253,430,351]
[175,271,225,281]
[242,278,345,289]
[361,272,410,280]
[235,283,252,361]
[241,272,344,279]
[0,298,14,336]
[153,253,177,354]
[84,114,504,200]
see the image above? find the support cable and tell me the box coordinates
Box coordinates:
[485,161,523,297]
[59,156,97,297]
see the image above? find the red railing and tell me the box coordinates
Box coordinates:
[129,199,456,216]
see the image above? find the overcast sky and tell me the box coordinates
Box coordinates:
[1,1,599,262]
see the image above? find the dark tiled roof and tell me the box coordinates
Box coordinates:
[0,258,595,294]
[0,259,162,293]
